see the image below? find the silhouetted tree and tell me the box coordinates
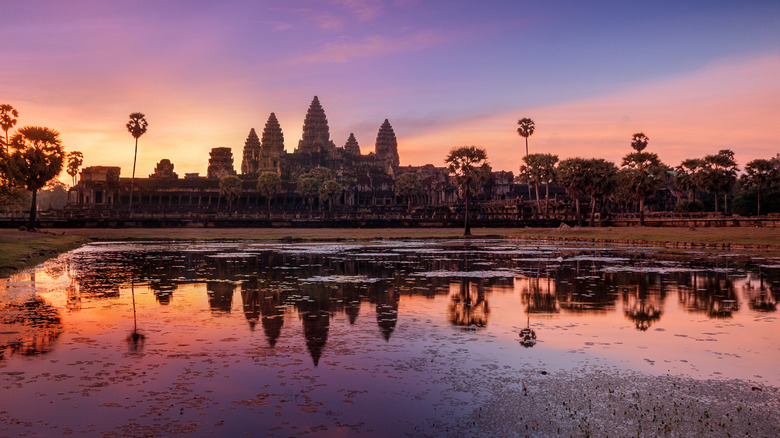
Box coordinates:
[66,151,83,186]
[0,104,19,154]
[445,145,490,236]
[297,175,319,213]
[520,153,558,214]
[741,158,777,216]
[675,158,706,202]
[8,126,65,228]
[703,149,738,214]
[583,158,618,226]
[394,172,423,210]
[556,157,590,226]
[620,133,665,225]
[257,171,282,210]
[319,179,342,212]
[126,112,148,212]
[219,174,242,213]
[516,118,535,156]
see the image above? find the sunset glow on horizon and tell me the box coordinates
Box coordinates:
[3,0,777,182]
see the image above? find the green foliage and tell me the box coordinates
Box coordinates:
[445,146,491,196]
[297,174,320,211]
[674,158,707,201]
[319,179,342,211]
[394,172,423,207]
[257,171,282,209]
[307,166,332,184]
[740,158,778,215]
[675,199,705,213]
[445,145,490,235]
[219,175,242,211]
[702,149,738,213]
[7,126,65,227]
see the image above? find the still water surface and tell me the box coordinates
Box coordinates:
[1,239,778,436]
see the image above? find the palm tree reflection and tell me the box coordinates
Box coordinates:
[448,279,489,329]
[126,278,145,352]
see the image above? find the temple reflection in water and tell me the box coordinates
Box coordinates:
[2,241,777,364]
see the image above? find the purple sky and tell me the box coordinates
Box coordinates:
[3,0,778,179]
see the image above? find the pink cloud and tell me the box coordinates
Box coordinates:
[399,54,780,172]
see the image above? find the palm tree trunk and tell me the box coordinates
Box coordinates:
[714,189,719,213]
[575,198,581,226]
[590,196,596,227]
[639,197,645,226]
[129,137,138,214]
[464,186,471,236]
[545,183,550,215]
[724,193,728,215]
[28,188,37,229]
[534,184,541,216]
[757,186,761,216]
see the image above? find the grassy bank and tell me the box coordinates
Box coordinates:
[0,231,90,277]
[1,226,779,278]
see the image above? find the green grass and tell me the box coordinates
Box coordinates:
[0,231,89,277]
[1,226,778,278]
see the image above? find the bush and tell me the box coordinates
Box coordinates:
[676,199,705,213]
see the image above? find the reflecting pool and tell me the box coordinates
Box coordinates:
[1,240,779,436]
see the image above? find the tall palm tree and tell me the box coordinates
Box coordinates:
[516,118,535,156]
[0,104,20,154]
[445,145,490,236]
[8,126,65,228]
[126,112,148,213]
[517,118,535,199]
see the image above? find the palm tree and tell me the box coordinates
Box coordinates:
[219,175,242,214]
[556,158,590,226]
[520,153,558,215]
[0,104,20,154]
[7,126,65,228]
[741,158,777,216]
[620,133,665,225]
[66,151,84,186]
[257,171,282,210]
[445,145,490,236]
[516,118,535,156]
[319,179,342,212]
[630,132,649,152]
[126,112,148,213]
[394,172,424,210]
[703,149,738,214]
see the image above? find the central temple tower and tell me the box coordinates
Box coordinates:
[297,96,336,155]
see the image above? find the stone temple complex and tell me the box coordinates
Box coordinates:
[68,96,518,219]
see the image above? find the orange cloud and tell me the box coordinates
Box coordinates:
[399,53,780,172]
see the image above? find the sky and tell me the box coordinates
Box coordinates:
[2,0,778,182]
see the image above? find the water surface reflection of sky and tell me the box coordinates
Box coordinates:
[1,240,778,435]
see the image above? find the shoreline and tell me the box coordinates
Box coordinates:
[2,226,779,278]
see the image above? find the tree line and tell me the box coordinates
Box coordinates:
[0,104,83,228]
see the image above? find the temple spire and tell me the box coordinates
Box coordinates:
[344,133,360,156]
[261,112,284,157]
[241,128,261,175]
[375,119,399,167]
[298,96,335,155]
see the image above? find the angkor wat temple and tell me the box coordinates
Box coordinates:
[68,96,518,218]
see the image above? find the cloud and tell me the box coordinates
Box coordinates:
[332,0,385,21]
[285,30,444,65]
[398,54,780,171]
